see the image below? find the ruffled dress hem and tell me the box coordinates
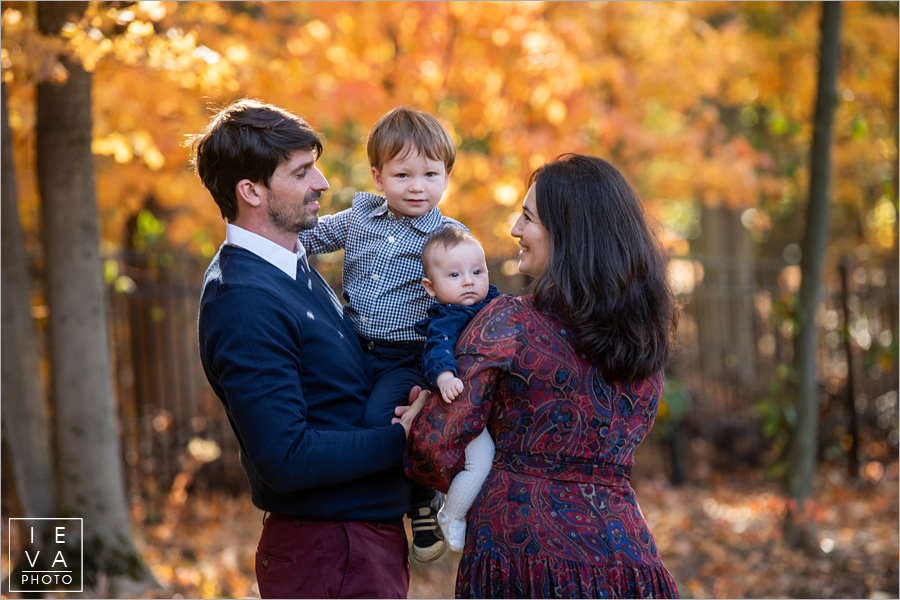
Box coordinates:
[456,552,679,599]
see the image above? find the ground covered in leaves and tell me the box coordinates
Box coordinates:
[3,462,897,599]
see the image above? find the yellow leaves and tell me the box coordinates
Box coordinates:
[2,7,22,27]
[544,99,567,125]
[94,132,133,163]
[2,1,897,263]
[492,180,522,207]
[529,84,552,111]
[285,34,310,56]
[1,9,68,84]
[325,44,348,65]
[867,196,897,250]
[126,20,155,37]
[93,129,166,169]
[305,19,331,42]
[420,59,442,86]
[491,28,510,47]
[136,2,169,23]
[224,43,249,64]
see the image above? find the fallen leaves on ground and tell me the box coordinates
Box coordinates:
[637,462,899,600]
[4,462,896,599]
[134,461,897,599]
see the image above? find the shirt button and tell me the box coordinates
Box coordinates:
[388,236,395,243]
[361,316,368,323]
[372,274,379,281]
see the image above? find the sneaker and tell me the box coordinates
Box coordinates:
[409,493,447,562]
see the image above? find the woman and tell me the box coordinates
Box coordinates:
[404,154,679,598]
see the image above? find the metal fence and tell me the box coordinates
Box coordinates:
[104,251,899,503]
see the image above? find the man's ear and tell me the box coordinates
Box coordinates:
[421,277,436,298]
[371,167,385,192]
[236,179,263,208]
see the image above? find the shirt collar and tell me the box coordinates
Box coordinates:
[225,222,305,280]
[364,192,445,234]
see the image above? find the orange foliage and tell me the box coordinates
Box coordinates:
[2,1,897,261]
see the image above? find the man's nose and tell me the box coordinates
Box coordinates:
[313,167,330,191]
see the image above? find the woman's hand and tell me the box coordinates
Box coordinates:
[392,385,429,436]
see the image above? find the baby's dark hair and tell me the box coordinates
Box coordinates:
[421,225,481,278]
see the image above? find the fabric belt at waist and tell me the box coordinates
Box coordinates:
[263,512,404,528]
[495,451,632,486]
[358,336,425,353]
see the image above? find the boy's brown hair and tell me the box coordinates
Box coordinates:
[366,106,456,173]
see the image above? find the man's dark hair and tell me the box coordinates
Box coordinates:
[189,99,323,221]
[528,153,678,382]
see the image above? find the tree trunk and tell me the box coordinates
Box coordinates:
[36,3,161,595]
[1,81,60,586]
[694,204,757,389]
[784,0,842,549]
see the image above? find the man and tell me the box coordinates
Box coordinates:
[191,99,425,599]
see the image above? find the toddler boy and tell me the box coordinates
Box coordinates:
[299,106,464,561]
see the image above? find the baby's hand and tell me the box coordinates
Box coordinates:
[436,371,464,403]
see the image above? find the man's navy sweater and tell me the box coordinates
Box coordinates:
[198,245,411,521]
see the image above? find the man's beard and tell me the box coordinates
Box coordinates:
[268,189,319,233]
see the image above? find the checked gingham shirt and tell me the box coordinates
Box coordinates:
[299,191,469,343]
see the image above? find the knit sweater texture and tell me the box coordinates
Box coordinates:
[198,245,411,521]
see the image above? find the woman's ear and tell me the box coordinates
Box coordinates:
[421,277,436,298]
[236,179,263,208]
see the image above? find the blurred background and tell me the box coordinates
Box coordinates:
[1,1,897,598]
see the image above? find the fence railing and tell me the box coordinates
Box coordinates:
[102,251,898,502]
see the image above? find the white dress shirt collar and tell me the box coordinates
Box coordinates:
[225,223,307,280]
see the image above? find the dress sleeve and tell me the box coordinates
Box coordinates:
[404,296,522,492]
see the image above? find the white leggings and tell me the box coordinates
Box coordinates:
[442,429,495,521]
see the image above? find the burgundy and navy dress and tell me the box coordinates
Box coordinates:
[405,295,679,598]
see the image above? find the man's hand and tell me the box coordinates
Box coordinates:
[392,385,429,436]
[436,371,464,403]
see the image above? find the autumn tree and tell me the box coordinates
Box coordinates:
[33,2,159,594]
[1,79,58,587]
[785,0,843,549]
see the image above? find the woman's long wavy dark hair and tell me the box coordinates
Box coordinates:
[529,154,678,382]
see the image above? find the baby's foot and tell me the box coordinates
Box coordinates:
[437,507,467,551]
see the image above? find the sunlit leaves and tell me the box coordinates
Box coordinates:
[2,0,897,259]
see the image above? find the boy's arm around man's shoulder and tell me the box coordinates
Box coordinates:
[298,205,354,254]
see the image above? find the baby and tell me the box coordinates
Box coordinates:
[416,225,502,550]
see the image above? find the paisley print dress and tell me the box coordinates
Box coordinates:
[405,295,679,598]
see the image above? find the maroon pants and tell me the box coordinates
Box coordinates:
[255,514,410,599]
